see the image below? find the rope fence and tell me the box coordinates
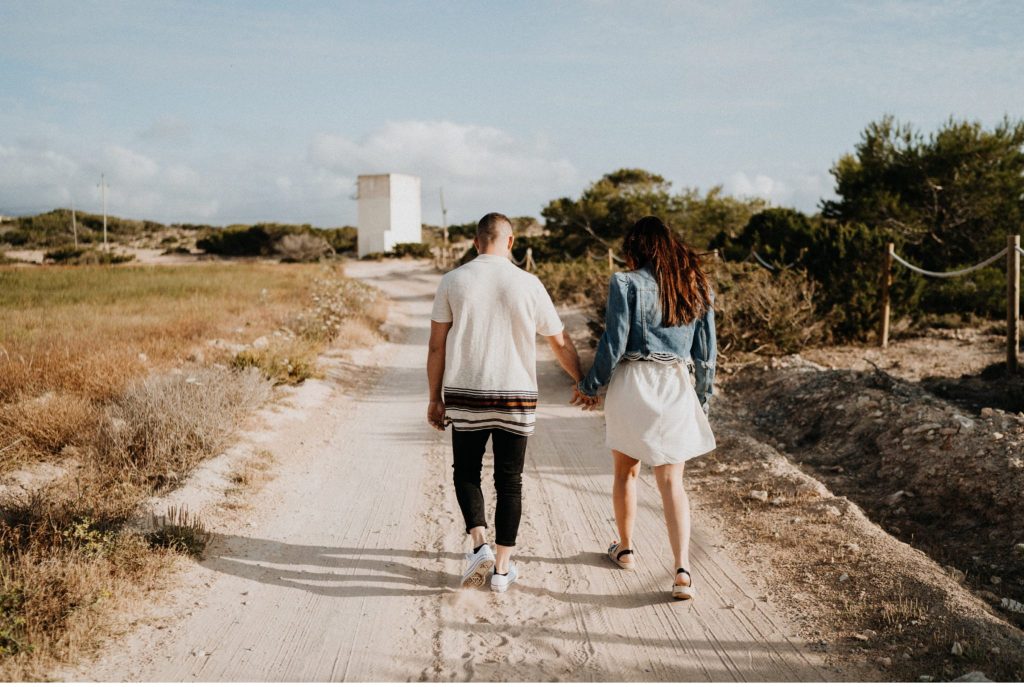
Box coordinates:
[432,232,1022,374]
[749,249,800,271]
[881,235,1020,374]
[889,246,1008,278]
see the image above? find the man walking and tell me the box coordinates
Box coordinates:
[427,212,586,592]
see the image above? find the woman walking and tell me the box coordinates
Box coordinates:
[575,216,716,600]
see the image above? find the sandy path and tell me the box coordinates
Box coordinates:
[66,259,830,682]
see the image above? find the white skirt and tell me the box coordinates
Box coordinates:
[605,359,716,466]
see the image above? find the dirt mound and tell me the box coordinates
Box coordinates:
[724,355,1024,627]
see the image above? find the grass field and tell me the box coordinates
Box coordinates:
[0,260,386,678]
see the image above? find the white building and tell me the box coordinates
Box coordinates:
[357,173,422,257]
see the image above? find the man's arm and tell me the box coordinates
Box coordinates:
[546,329,583,384]
[427,320,452,430]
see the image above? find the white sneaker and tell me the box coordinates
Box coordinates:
[490,562,518,593]
[460,544,495,588]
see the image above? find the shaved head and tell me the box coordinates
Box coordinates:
[476,212,513,246]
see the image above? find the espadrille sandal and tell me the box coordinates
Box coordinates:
[607,542,636,570]
[672,567,694,600]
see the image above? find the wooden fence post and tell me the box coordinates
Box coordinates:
[879,242,893,348]
[1009,234,1021,374]
[607,248,614,271]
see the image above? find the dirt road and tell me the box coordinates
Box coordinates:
[66,259,831,682]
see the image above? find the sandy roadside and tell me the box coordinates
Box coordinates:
[58,258,836,682]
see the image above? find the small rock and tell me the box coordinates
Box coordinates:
[1015,542,1024,556]
[138,352,149,363]
[990,646,1000,655]
[884,490,911,506]
[912,422,942,434]
[919,676,934,683]
[990,575,1002,585]
[770,496,786,506]
[843,542,860,553]
[978,590,1000,603]
[952,671,991,682]
[838,572,849,582]
[950,640,964,656]
[981,407,996,418]
[252,336,270,350]
[748,490,769,502]
[851,632,869,641]
[902,652,911,660]
[944,566,966,584]
[953,414,975,431]
[877,656,892,667]
[993,432,1004,440]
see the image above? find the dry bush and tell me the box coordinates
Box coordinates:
[146,505,212,558]
[274,233,333,263]
[0,261,388,675]
[711,261,824,355]
[99,367,270,488]
[0,393,98,469]
[232,339,321,385]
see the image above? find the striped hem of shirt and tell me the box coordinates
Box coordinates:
[444,386,537,436]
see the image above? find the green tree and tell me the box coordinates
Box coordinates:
[823,115,1024,265]
[541,169,764,256]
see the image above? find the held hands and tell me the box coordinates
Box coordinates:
[571,386,601,411]
[427,400,447,430]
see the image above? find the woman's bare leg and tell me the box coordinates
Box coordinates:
[653,462,691,585]
[612,450,641,565]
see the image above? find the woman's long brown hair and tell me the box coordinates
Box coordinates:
[621,216,711,326]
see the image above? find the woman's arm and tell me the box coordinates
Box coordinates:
[691,293,717,415]
[578,274,630,397]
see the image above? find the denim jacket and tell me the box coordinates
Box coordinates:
[577,265,716,413]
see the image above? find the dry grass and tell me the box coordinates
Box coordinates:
[0,260,386,679]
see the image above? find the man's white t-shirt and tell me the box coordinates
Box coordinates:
[430,253,563,436]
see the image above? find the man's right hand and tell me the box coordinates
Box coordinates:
[427,400,447,430]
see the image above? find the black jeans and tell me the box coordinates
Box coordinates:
[451,427,528,547]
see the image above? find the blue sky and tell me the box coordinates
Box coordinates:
[1,0,1022,226]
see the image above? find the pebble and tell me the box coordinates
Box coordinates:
[952,671,991,682]
[748,490,769,502]
[838,572,849,582]
[950,640,964,656]
[990,575,1002,585]
[993,432,1004,440]
[851,632,869,641]
[981,407,996,418]
[1015,543,1024,556]
[770,496,786,506]
[953,414,975,431]
[919,676,934,682]
[877,656,892,667]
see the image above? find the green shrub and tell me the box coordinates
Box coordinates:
[43,246,134,265]
[196,225,279,256]
[319,227,358,253]
[275,233,333,263]
[389,242,433,259]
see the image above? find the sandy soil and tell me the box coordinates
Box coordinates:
[58,259,835,682]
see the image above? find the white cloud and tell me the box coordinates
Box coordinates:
[1,121,580,225]
[726,171,834,212]
[308,120,579,222]
[0,141,218,220]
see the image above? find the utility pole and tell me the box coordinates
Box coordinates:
[70,198,78,249]
[98,174,109,251]
[439,186,449,267]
